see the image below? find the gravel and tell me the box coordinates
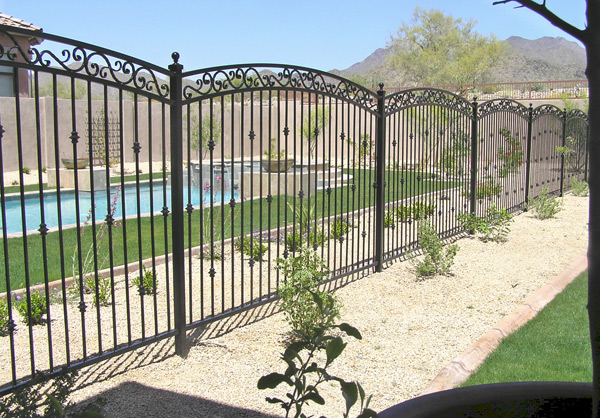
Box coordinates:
[5,193,590,417]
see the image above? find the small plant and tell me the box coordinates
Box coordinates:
[0,369,80,418]
[464,181,503,199]
[458,204,513,243]
[570,178,589,197]
[496,128,524,177]
[286,202,326,250]
[527,187,562,220]
[258,291,377,418]
[235,237,269,261]
[395,204,412,221]
[384,209,395,227]
[69,275,112,307]
[16,290,47,326]
[263,137,287,160]
[0,298,10,335]
[330,217,351,239]
[276,248,338,337]
[411,201,436,220]
[22,166,31,175]
[132,265,157,296]
[414,220,459,278]
[41,166,47,174]
[11,180,18,186]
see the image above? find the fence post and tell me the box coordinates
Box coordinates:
[524,103,533,207]
[374,83,386,273]
[168,52,188,357]
[559,108,567,196]
[469,97,478,215]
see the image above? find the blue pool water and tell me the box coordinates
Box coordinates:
[1,181,238,235]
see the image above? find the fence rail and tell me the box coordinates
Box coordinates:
[0,25,590,395]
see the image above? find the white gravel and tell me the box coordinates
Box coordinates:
[41,193,589,418]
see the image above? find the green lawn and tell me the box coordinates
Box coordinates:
[462,271,592,385]
[0,169,456,292]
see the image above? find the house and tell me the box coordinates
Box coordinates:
[0,13,42,97]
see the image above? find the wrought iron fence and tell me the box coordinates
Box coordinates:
[0,25,589,395]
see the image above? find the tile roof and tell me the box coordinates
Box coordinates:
[0,13,42,45]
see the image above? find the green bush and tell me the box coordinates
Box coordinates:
[69,275,112,307]
[16,290,47,326]
[132,266,157,296]
[384,210,395,227]
[330,217,351,240]
[464,181,503,199]
[414,220,459,278]
[276,248,339,338]
[412,201,436,220]
[0,298,9,335]
[235,237,269,261]
[570,178,589,197]
[458,204,513,243]
[527,187,562,220]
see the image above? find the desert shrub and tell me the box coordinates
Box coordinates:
[69,276,111,307]
[464,181,503,199]
[235,237,269,261]
[258,291,376,418]
[527,187,562,220]
[330,217,351,240]
[276,248,339,338]
[16,290,47,326]
[132,266,157,296]
[0,298,9,335]
[458,204,513,242]
[570,178,589,197]
[414,220,459,278]
[384,210,395,227]
[411,201,436,220]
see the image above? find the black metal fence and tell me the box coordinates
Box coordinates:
[0,25,589,395]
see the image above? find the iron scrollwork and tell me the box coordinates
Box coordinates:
[477,99,529,119]
[182,65,378,111]
[532,104,564,121]
[0,25,170,99]
[384,88,474,117]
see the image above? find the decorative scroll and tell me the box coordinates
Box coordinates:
[532,104,564,121]
[0,25,169,99]
[477,99,529,120]
[384,88,473,117]
[566,108,589,123]
[182,65,378,112]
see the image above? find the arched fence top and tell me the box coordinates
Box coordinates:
[0,24,171,101]
[180,63,379,113]
[477,99,530,120]
[567,108,589,122]
[532,103,564,121]
[383,88,474,118]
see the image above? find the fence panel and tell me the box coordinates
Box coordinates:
[530,105,565,197]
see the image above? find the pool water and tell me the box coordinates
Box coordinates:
[1,181,238,235]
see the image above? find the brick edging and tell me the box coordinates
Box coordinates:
[421,253,589,395]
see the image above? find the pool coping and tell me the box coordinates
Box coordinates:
[421,253,589,395]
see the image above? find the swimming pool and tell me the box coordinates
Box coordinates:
[1,181,238,235]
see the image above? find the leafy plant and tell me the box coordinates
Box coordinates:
[22,166,31,175]
[464,181,503,199]
[301,106,329,158]
[0,298,10,335]
[132,265,157,296]
[235,237,269,261]
[438,135,470,177]
[458,204,513,242]
[286,202,326,250]
[384,209,395,227]
[414,220,459,278]
[258,291,377,418]
[527,187,562,220]
[264,137,287,160]
[570,178,589,197]
[16,290,47,326]
[276,248,337,337]
[411,201,436,220]
[496,128,524,177]
[330,217,351,240]
[0,369,81,418]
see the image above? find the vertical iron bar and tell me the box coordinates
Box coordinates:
[469,98,478,215]
[524,104,533,207]
[168,53,187,357]
[374,84,386,273]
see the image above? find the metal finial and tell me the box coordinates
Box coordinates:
[172,52,180,63]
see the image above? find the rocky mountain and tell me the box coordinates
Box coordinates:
[330,36,587,86]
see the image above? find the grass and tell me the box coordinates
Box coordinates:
[462,271,592,386]
[0,169,457,292]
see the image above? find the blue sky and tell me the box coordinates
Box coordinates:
[0,1,587,72]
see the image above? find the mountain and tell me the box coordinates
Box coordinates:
[331,36,587,85]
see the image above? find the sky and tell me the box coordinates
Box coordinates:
[0,1,588,72]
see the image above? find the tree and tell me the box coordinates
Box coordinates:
[387,7,509,92]
[494,1,599,416]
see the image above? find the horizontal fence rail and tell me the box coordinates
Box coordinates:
[0,25,590,395]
